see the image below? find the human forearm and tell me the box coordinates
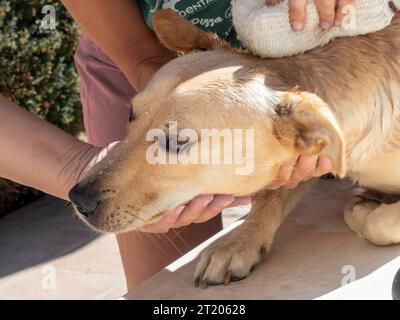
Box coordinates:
[0,94,99,200]
[61,0,175,91]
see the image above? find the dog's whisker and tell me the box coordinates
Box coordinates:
[124,215,170,255]
[130,228,168,256]
[61,201,73,214]
[145,233,168,256]
[128,229,141,243]
[160,232,184,255]
[170,228,190,248]
[132,213,145,222]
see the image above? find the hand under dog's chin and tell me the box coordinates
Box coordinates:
[90,209,170,234]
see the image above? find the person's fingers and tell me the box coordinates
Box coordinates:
[174,194,214,228]
[138,205,184,233]
[288,0,308,31]
[315,0,337,29]
[175,195,251,228]
[313,156,333,177]
[335,0,356,27]
[266,158,298,190]
[285,154,319,189]
[137,194,251,232]
[194,195,234,224]
[225,196,252,208]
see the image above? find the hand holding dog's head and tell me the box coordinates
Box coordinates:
[69,10,345,233]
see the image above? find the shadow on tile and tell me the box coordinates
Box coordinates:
[0,196,98,279]
[125,180,400,299]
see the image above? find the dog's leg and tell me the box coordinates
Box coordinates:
[344,195,400,246]
[194,180,315,287]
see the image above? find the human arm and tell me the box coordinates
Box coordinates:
[61,0,175,91]
[0,94,98,200]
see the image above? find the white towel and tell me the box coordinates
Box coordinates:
[232,0,399,58]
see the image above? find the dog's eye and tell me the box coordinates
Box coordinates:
[164,136,191,153]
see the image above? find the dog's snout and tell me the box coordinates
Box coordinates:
[68,185,98,218]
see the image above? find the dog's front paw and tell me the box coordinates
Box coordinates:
[344,195,381,238]
[193,238,269,288]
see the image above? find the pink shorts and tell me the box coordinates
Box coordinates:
[74,34,136,147]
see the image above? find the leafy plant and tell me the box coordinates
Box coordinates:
[0,0,82,215]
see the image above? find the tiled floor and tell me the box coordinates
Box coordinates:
[0,196,126,300]
[0,195,247,300]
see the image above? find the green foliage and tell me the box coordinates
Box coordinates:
[0,0,82,134]
[0,1,82,215]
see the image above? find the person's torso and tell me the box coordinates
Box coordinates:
[138,0,241,47]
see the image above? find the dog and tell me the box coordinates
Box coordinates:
[69,8,400,287]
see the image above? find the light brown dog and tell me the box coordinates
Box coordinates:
[69,9,400,287]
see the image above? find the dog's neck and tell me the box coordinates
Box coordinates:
[262,13,400,165]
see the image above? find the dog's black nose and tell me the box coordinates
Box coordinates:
[68,185,98,218]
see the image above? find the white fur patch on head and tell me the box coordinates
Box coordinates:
[232,0,396,58]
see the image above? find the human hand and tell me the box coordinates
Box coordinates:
[266,155,333,190]
[265,0,356,31]
[138,194,252,233]
[137,154,332,232]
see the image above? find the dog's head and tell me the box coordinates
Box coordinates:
[69,10,346,233]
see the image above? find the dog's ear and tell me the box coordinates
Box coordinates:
[152,9,227,54]
[273,91,346,178]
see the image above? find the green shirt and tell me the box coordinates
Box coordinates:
[138,0,241,47]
